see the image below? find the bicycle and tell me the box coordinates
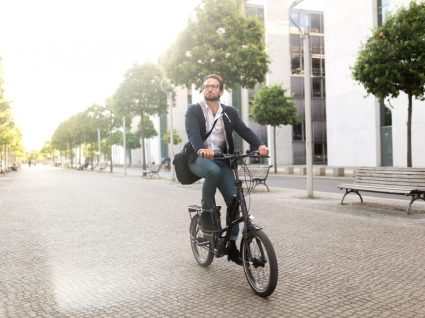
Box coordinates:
[188,152,278,297]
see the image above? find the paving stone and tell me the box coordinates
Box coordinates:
[0,166,424,317]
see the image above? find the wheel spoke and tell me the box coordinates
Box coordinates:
[242,230,278,297]
[190,214,214,267]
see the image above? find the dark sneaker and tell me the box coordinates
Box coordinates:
[227,241,243,266]
[199,208,221,233]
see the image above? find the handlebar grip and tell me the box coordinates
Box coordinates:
[213,151,224,158]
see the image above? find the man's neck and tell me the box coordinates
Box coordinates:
[205,100,220,115]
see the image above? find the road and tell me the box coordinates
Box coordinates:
[1,165,424,317]
[266,174,412,201]
[112,166,410,201]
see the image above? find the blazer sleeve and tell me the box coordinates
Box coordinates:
[185,104,205,153]
[226,107,263,149]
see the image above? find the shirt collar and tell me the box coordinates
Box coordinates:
[200,100,223,118]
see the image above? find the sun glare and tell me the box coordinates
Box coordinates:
[0,0,199,151]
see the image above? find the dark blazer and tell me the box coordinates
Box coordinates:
[185,103,263,162]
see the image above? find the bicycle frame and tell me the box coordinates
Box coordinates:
[188,152,278,297]
[188,153,263,257]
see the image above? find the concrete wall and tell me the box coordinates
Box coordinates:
[264,0,293,165]
[324,0,425,167]
[324,0,380,166]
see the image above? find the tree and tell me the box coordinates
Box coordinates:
[114,63,167,173]
[40,141,55,163]
[162,129,182,145]
[0,62,23,165]
[352,1,425,167]
[51,119,74,164]
[104,97,127,173]
[121,131,141,166]
[161,0,269,90]
[250,85,298,173]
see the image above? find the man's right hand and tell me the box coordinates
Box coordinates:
[197,148,215,159]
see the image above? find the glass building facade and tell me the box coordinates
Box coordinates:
[290,10,327,164]
[377,0,393,166]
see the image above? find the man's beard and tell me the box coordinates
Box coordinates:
[204,94,220,101]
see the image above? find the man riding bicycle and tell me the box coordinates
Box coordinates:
[185,74,269,265]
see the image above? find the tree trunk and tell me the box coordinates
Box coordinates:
[140,112,147,175]
[407,94,413,167]
[92,144,95,169]
[109,132,113,173]
[273,126,277,174]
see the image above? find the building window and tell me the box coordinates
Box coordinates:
[312,57,325,76]
[312,78,325,98]
[290,10,324,33]
[377,0,390,25]
[291,54,303,75]
[290,9,327,165]
[310,13,323,33]
[380,100,392,127]
[291,77,304,98]
[290,34,302,53]
[293,123,303,141]
[311,35,324,55]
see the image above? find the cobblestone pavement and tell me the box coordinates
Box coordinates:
[1,166,425,318]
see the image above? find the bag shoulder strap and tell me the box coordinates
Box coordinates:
[203,118,219,141]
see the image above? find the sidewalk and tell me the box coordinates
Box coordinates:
[2,165,425,317]
[103,164,355,178]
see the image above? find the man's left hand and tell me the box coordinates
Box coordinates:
[258,145,269,156]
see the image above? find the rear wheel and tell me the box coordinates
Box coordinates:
[241,229,278,297]
[189,214,214,267]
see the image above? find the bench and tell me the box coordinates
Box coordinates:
[95,162,108,171]
[338,167,425,214]
[143,164,162,178]
[245,164,273,192]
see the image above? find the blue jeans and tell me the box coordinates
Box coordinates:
[189,157,239,240]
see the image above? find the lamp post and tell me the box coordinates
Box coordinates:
[88,110,101,168]
[123,116,127,176]
[290,0,314,197]
[97,128,101,165]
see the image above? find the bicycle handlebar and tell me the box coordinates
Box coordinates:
[213,151,270,160]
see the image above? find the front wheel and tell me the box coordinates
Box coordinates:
[189,214,214,267]
[241,229,278,297]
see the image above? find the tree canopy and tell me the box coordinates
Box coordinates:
[250,85,298,173]
[0,62,24,160]
[161,0,269,90]
[114,63,167,172]
[352,1,425,166]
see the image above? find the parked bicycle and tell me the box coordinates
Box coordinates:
[188,152,278,297]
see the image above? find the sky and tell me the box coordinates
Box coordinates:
[0,0,201,151]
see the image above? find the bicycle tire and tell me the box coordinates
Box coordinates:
[241,229,278,297]
[189,214,214,267]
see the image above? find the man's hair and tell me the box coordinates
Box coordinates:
[203,74,224,90]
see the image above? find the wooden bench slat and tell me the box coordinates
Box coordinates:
[339,186,413,194]
[338,167,425,213]
[354,180,425,188]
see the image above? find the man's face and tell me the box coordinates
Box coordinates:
[203,78,222,101]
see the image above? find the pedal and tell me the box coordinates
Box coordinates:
[215,236,226,257]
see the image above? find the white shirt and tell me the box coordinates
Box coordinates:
[200,100,226,152]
